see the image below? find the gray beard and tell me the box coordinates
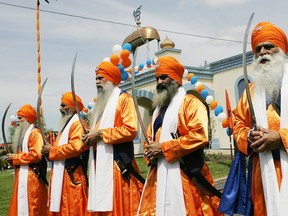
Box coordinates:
[252,51,286,101]
[152,81,180,109]
[58,112,73,132]
[89,81,115,127]
[12,120,30,153]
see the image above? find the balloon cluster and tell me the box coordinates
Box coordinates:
[187,73,232,136]
[10,115,17,127]
[133,57,159,75]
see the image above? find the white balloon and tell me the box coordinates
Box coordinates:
[88,101,94,107]
[134,66,139,72]
[195,81,202,89]
[10,115,17,121]
[183,68,188,78]
[206,95,214,104]
[217,112,227,122]
[153,57,158,64]
[103,57,110,62]
[112,44,122,55]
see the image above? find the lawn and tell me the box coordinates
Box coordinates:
[0,154,232,216]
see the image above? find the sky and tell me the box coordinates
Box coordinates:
[0,0,287,141]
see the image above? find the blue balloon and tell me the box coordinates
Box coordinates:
[190,76,198,84]
[226,127,232,136]
[214,106,224,116]
[117,64,124,73]
[121,71,129,81]
[122,43,132,51]
[87,105,92,110]
[139,63,144,70]
[200,89,208,99]
[146,59,152,66]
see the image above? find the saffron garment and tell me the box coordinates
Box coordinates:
[233,84,288,216]
[138,94,222,216]
[8,128,48,216]
[48,118,89,216]
[90,92,143,216]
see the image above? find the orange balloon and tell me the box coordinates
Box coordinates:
[222,118,229,128]
[210,100,218,110]
[196,84,205,93]
[11,121,16,127]
[187,73,194,81]
[128,67,133,74]
[94,97,97,102]
[122,58,132,68]
[120,50,130,59]
[110,54,120,66]
[83,107,88,113]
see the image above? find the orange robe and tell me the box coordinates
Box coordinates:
[233,84,288,216]
[138,94,222,216]
[48,118,89,216]
[9,127,48,216]
[91,92,143,216]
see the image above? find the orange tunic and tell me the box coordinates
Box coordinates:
[48,118,89,216]
[8,127,48,216]
[91,92,143,216]
[233,84,288,216]
[138,94,222,216]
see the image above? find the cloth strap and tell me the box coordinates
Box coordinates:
[50,114,78,212]
[88,86,120,211]
[18,124,33,216]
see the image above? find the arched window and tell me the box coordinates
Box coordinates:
[235,76,251,103]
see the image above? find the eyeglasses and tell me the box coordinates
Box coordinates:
[255,43,276,54]
[156,74,169,81]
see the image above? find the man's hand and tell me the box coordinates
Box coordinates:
[250,126,283,153]
[144,142,163,161]
[5,153,14,164]
[82,129,102,146]
[41,144,52,157]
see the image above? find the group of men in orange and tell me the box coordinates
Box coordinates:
[5,20,288,216]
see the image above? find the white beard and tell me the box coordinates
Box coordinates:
[58,112,74,132]
[12,120,30,153]
[152,81,179,109]
[89,81,115,127]
[252,51,286,100]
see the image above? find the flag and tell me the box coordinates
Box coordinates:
[225,89,233,135]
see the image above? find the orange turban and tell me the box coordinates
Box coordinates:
[61,92,84,111]
[96,62,121,85]
[251,22,288,54]
[155,56,184,85]
[17,104,37,124]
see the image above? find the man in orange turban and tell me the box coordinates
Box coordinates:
[232,21,288,215]
[42,92,89,216]
[138,56,222,216]
[82,60,143,215]
[6,104,48,216]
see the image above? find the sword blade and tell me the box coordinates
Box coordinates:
[243,12,258,130]
[37,77,48,143]
[1,102,12,152]
[131,48,150,144]
[70,53,87,134]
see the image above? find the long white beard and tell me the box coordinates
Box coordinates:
[12,120,30,153]
[252,51,286,100]
[89,81,115,127]
[58,113,73,132]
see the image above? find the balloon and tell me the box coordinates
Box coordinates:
[121,71,129,81]
[226,127,232,136]
[222,118,229,128]
[103,57,110,62]
[134,66,139,72]
[82,107,89,114]
[128,67,132,74]
[10,115,17,121]
[200,89,208,99]
[153,57,158,65]
[122,58,132,68]
[217,112,227,122]
[196,84,205,93]
[214,105,224,116]
[187,73,194,81]
[11,120,16,127]
[206,95,214,104]
[118,64,124,73]
[210,100,218,110]
[146,59,152,66]
[112,44,122,55]
[139,63,144,70]
[191,76,198,84]
[120,49,130,59]
[122,43,132,51]
[183,68,188,78]
[110,54,120,65]
[195,81,202,89]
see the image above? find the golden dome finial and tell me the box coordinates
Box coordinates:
[160,36,175,49]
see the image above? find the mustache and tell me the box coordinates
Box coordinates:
[256,54,273,64]
[156,83,167,92]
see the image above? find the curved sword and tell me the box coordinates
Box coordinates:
[131,47,149,144]
[1,102,12,153]
[71,53,87,134]
[243,12,258,130]
[37,77,48,143]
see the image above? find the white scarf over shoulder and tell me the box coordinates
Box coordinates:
[88,86,120,212]
[18,124,33,216]
[253,63,288,216]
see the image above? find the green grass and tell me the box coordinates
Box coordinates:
[0,154,232,216]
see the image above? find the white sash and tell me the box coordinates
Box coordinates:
[50,114,78,212]
[18,124,33,216]
[154,87,186,216]
[88,86,120,211]
[254,63,288,216]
